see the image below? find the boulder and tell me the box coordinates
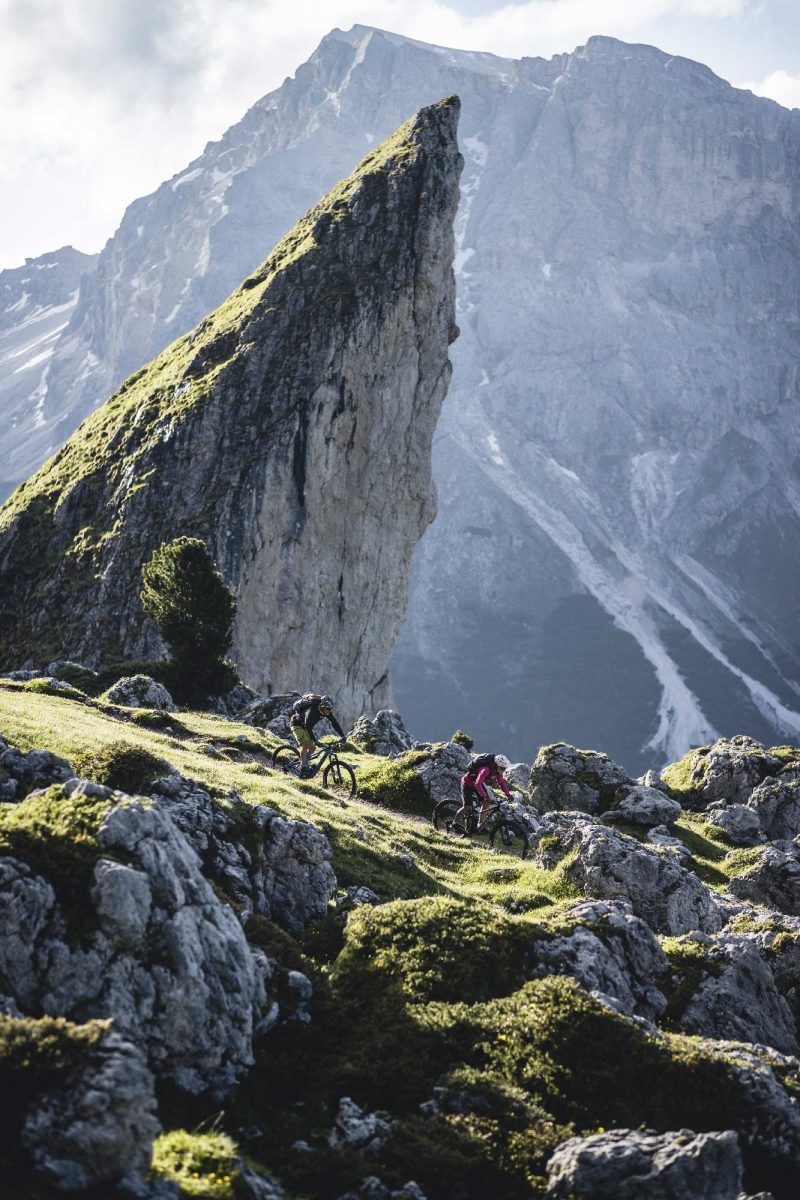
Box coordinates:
[505,762,532,792]
[349,711,414,757]
[151,771,337,933]
[328,1097,391,1152]
[529,744,633,814]
[707,804,762,847]
[528,900,669,1020]
[667,932,798,1056]
[241,694,301,739]
[546,1127,742,1199]
[23,1029,159,1193]
[728,842,800,915]
[411,741,472,804]
[104,674,177,712]
[0,735,73,800]
[601,785,681,829]
[647,826,692,863]
[747,774,800,842]
[671,737,783,811]
[532,815,724,935]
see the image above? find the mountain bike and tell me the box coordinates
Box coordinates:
[432,794,530,859]
[272,739,357,800]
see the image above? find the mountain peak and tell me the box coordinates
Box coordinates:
[0,98,463,718]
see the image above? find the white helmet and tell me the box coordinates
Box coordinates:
[495,754,511,772]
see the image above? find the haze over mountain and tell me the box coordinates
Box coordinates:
[2,25,800,770]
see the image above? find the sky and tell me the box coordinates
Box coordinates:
[1,0,798,270]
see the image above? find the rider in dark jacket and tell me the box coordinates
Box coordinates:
[290,694,345,777]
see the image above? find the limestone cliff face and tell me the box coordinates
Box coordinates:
[0,98,461,721]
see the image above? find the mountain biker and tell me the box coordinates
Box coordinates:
[455,752,513,829]
[290,692,345,777]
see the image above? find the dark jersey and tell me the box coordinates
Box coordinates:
[290,697,344,738]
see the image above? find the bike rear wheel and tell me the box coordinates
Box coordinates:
[322,759,356,800]
[489,820,530,859]
[433,799,472,838]
[272,744,301,774]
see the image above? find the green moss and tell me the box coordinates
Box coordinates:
[72,739,169,793]
[245,913,315,978]
[451,730,474,751]
[22,678,84,700]
[356,749,431,816]
[150,1130,240,1199]
[0,784,117,926]
[660,746,711,805]
[0,1014,108,1171]
[129,708,187,734]
[331,896,536,1006]
[767,744,800,768]
[660,937,722,1026]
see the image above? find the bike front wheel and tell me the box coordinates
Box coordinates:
[272,744,301,774]
[432,799,472,838]
[322,759,356,800]
[489,820,530,859]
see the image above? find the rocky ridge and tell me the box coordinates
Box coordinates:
[4,661,800,1195]
[0,98,462,725]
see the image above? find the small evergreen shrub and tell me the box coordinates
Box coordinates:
[140,537,238,702]
[451,730,474,751]
[72,740,169,794]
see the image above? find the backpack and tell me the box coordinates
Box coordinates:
[467,752,496,775]
[291,693,322,722]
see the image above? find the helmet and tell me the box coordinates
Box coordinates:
[319,695,335,714]
[494,754,511,772]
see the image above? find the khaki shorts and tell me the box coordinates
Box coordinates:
[291,724,315,750]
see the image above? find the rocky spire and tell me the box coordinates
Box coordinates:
[0,97,462,720]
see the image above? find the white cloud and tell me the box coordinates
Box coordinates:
[0,0,769,267]
[742,67,800,109]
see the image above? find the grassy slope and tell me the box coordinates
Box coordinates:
[2,683,796,1200]
[0,683,574,911]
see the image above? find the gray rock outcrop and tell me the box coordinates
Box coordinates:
[708,804,762,846]
[150,770,336,932]
[22,1029,159,1192]
[529,901,669,1020]
[104,675,177,711]
[546,1128,742,1200]
[532,815,724,935]
[0,735,73,800]
[748,774,800,842]
[0,97,462,727]
[728,841,800,915]
[528,744,633,814]
[601,785,682,829]
[0,783,281,1095]
[411,740,472,803]
[668,933,798,1056]
[349,711,414,757]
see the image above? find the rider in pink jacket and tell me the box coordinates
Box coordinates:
[455,753,513,828]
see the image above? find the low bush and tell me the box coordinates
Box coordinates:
[72,740,169,794]
[356,750,430,816]
[150,1130,240,1199]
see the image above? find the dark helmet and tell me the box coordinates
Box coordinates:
[319,694,335,714]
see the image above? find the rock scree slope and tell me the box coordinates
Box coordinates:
[0,97,462,724]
